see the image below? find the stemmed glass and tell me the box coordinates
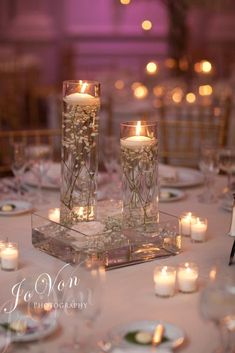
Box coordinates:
[198,144,219,204]
[27,144,52,204]
[218,148,235,197]
[10,142,27,199]
[59,259,105,353]
[200,273,235,353]
[100,135,121,200]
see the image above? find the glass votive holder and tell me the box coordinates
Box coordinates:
[1,242,19,271]
[153,265,176,297]
[0,240,6,259]
[180,212,196,237]
[177,262,199,293]
[191,217,207,243]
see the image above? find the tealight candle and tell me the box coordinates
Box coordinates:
[180,212,196,237]
[1,243,19,271]
[177,262,199,293]
[48,208,60,223]
[191,217,207,242]
[154,266,176,297]
[120,121,156,150]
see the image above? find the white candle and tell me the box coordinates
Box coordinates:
[48,208,60,223]
[121,121,156,149]
[154,266,176,297]
[1,243,19,271]
[177,263,199,293]
[191,217,207,242]
[180,212,195,236]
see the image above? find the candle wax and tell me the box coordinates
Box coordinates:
[64,92,100,106]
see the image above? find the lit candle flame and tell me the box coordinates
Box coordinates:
[136,121,141,136]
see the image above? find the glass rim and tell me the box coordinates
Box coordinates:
[120,120,157,127]
[63,80,100,86]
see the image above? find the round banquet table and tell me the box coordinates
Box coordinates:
[0,174,234,353]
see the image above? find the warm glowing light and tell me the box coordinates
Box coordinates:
[194,60,212,74]
[44,303,53,312]
[141,20,152,31]
[201,60,212,73]
[186,92,196,103]
[153,86,164,97]
[172,87,183,103]
[81,82,88,93]
[120,0,131,4]
[114,80,125,90]
[199,85,213,96]
[136,121,141,136]
[146,61,158,74]
[74,206,94,220]
[165,58,177,69]
[172,91,183,103]
[134,85,148,99]
[209,267,217,281]
[131,81,142,90]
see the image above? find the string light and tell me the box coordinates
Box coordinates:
[146,61,158,75]
[141,20,152,31]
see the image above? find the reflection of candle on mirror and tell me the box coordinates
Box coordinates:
[180,212,195,236]
[121,121,156,149]
[154,266,176,297]
[191,217,207,242]
[48,208,60,223]
[64,81,100,106]
[74,206,94,221]
[177,262,199,293]
[1,243,19,271]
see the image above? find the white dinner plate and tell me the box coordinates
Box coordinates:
[0,310,57,342]
[160,188,185,202]
[0,200,33,216]
[160,167,204,188]
[108,320,185,351]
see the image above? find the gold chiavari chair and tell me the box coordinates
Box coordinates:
[158,97,231,167]
[0,129,61,176]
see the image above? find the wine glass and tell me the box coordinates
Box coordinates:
[59,259,105,353]
[200,273,235,353]
[198,144,219,204]
[218,148,235,197]
[100,135,121,200]
[27,144,52,204]
[10,142,27,199]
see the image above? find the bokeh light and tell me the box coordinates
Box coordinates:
[153,86,164,97]
[194,60,212,74]
[165,58,177,69]
[146,61,158,75]
[120,0,131,4]
[199,85,213,96]
[172,87,183,103]
[141,20,152,31]
[186,92,196,103]
[134,85,148,99]
[114,80,125,90]
[131,81,142,90]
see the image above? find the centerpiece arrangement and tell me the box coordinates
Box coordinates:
[32,80,181,268]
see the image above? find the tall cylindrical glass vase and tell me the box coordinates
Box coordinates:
[120,121,158,230]
[61,80,100,225]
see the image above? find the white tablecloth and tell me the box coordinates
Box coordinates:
[0,175,234,353]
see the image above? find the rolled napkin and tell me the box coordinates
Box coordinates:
[159,164,178,183]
